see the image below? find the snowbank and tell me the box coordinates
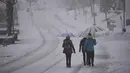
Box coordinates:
[0,11,43,67]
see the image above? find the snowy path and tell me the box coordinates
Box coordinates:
[11,8,113,73]
[0,10,60,73]
[1,7,114,73]
[28,6,130,73]
[40,38,112,73]
[11,8,82,73]
[1,0,130,73]
[0,11,43,67]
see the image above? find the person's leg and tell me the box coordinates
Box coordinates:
[91,51,94,66]
[83,51,86,65]
[89,52,92,66]
[68,53,72,67]
[65,54,69,67]
[87,52,91,66]
[86,51,89,65]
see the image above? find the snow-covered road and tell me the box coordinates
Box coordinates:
[11,7,112,73]
[0,0,130,73]
[0,11,60,73]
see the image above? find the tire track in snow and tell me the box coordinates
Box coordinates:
[41,57,65,73]
[9,9,64,73]
[33,10,62,35]
[0,11,61,73]
[54,14,76,29]
[54,13,80,33]
[43,9,78,33]
[0,25,46,68]
[0,27,59,73]
[43,10,112,73]
[70,63,84,73]
[12,35,65,73]
[38,28,65,73]
[41,10,85,73]
[54,13,83,37]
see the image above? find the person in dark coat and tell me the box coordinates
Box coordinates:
[84,33,96,66]
[79,37,87,65]
[62,36,76,68]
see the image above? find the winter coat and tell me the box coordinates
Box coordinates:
[84,36,96,52]
[79,38,87,52]
[62,39,75,54]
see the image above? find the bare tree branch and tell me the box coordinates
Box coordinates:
[13,0,17,4]
[0,0,6,4]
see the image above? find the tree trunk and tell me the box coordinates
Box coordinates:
[105,12,111,30]
[7,4,14,36]
[122,0,126,32]
[7,6,13,35]
[91,0,96,25]
[74,9,77,20]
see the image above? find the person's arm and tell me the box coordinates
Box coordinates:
[72,44,76,53]
[62,40,67,53]
[71,41,76,53]
[84,40,88,51]
[79,40,82,52]
[62,40,65,48]
[93,39,97,45]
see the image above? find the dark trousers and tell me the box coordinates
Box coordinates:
[82,51,86,65]
[65,53,72,67]
[87,51,94,66]
[85,51,89,65]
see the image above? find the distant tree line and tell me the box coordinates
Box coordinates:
[63,0,124,12]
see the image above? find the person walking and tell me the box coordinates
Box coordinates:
[84,33,96,66]
[62,36,76,68]
[79,37,87,65]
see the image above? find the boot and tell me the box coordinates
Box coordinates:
[92,63,94,66]
[68,64,71,68]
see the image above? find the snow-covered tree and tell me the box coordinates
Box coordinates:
[114,0,124,10]
[64,0,77,10]
[100,0,114,12]
[0,1,6,22]
[100,0,115,29]
[77,0,90,8]
[26,0,37,4]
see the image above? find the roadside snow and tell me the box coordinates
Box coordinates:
[1,0,130,73]
[0,11,43,67]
